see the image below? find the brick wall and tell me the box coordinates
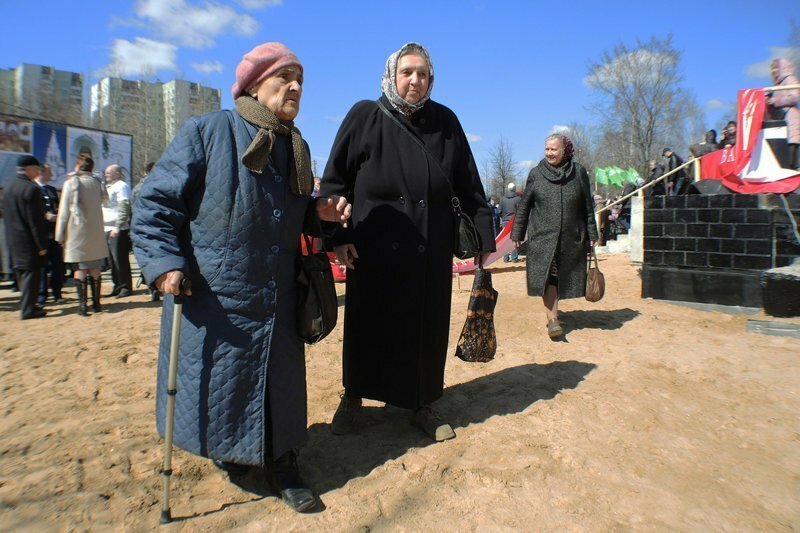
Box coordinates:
[641,194,800,307]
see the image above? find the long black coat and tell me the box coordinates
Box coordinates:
[320,96,495,409]
[2,174,48,270]
[511,161,598,299]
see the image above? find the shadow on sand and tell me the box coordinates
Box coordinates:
[300,360,596,495]
[559,308,640,335]
[190,361,595,518]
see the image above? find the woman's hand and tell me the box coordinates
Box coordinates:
[334,244,359,270]
[316,195,352,227]
[512,240,521,249]
[155,270,192,297]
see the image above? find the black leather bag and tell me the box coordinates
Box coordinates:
[455,268,498,362]
[296,234,338,344]
[452,198,481,260]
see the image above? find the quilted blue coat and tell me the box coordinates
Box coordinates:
[132,109,315,466]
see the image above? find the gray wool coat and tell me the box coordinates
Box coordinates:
[132,109,318,466]
[511,160,598,298]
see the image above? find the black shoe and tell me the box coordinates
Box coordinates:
[150,290,161,302]
[108,286,121,297]
[115,289,132,298]
[271,451,316,513]
[212,460,250,476]
[21,309,47,320]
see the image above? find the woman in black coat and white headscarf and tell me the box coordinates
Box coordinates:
[511,133,598,339]
[320,42,495,442]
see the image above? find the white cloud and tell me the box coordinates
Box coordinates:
[135,0,258,49]
[238,0,282,8]
[465,132,481,142]
[103,37,178,77]
[744,46,795,78]
[324,115,345,123]
[191,60,224,74]
[550,124,570,134]
[109,16,145,29]
[515,160,536,170]
[706,98,733,111]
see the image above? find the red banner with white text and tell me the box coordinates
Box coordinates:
[700,88,800,193]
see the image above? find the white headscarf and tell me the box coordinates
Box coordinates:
[380,42,435,116]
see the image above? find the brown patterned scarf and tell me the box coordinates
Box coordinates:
[234,95,312,195]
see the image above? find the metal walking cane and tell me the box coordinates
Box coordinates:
[160,278,191,525]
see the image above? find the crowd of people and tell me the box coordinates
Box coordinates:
[0,152,148,319]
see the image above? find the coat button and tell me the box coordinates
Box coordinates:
[398,196,405,205]
[417,199,426,208]
[275,175,283,183]
[417,245,426,253]
[267,280,277,289]
[391,242,399,250]
[273,209,282,218]
[271,245,279,253]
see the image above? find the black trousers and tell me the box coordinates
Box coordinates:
[107,230,132,292]
[39,240,65,301]
[15,267,42,319]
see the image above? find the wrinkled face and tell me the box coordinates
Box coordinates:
[396,53,429,104]
[252,66,303,121]
[544,138,565,166]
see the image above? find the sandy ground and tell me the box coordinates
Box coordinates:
[0,253,799,532]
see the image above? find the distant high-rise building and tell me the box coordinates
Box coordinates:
[162,80,221,142]
[90,77,220,181]
[0,64,84,125]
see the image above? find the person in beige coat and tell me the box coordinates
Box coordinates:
[55,154,107,316]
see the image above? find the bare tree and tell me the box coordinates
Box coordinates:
[484,136,518,200]
[788,19,800,68]
[586,35,698,172]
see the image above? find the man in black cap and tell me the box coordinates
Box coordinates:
[3,155,49,319]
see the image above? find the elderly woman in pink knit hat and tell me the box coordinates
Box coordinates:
[132,42,351,513]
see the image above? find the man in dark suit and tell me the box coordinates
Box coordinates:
[3,155,49,319]
[35,163,65,304]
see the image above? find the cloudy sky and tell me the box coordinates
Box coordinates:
[1,0,797,171]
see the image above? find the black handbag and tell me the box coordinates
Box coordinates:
[375,99,481,259]
[296,234,338,344]
[451,197,481,260]
[455,268,498,362]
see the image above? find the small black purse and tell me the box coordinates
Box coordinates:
[296,234,338,344]
[451,197,481,260]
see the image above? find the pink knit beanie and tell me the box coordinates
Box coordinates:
[231,42,302,99]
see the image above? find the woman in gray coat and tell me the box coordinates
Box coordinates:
[511,133,598,339]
